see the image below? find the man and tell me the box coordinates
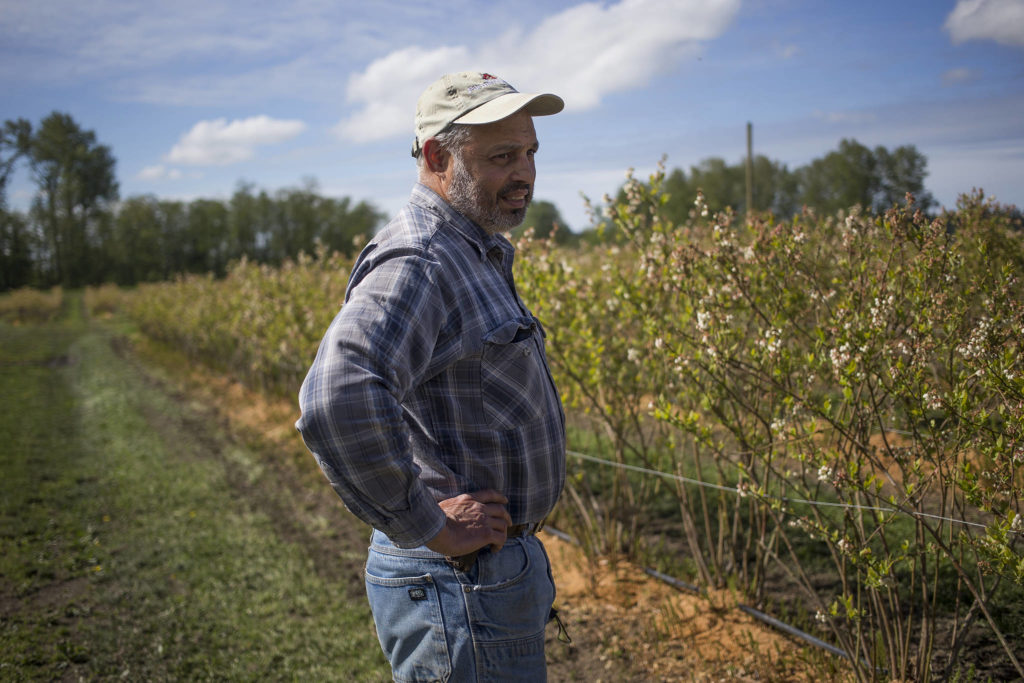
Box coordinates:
[296,72,567,682]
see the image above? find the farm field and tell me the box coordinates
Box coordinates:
[3,180,1023,681]
[0,299,837,681]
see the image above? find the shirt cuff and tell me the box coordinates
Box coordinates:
[379,484,447,549]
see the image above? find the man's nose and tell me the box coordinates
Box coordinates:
[510,153,536,183]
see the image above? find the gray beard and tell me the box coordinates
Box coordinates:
[446,154,530,234]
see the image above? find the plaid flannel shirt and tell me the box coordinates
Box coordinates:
[296,184,566,548]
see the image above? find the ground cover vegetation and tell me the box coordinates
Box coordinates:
[45,168,1024,681]
[0,293,389,680]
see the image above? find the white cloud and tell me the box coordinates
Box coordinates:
[0,0,432,102]
[137,164,182,180]
[945,0,1024,47]
[334,0,741,143]
[942,66,979,85]
[166,116,307,166]
[332,45,471,143]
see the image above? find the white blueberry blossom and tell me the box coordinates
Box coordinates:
[923,391,943,411]
[829,343,852,372]
[759,328,782,356]
[958,317,992,360]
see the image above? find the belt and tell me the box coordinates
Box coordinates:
[445,522,542,573]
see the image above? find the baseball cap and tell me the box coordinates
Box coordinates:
[412,72,564,157]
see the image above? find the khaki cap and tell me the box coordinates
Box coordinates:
[412,72,564,157]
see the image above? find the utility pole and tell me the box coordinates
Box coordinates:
[745,121,753,219]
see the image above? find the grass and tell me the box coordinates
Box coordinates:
[0,298,389,681]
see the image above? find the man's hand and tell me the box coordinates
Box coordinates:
[425,489,511,557]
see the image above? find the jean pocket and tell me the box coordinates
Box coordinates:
[364,570,451,683]
[464,540,555,644]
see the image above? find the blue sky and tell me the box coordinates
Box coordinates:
[3,0,1023,231]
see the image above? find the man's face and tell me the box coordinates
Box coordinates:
[443,111,538,234]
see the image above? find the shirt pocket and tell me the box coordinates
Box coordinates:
[480,317,546,431]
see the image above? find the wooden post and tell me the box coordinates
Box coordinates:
[745,121,753,219]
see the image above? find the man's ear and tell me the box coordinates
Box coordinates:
[422,138,450,175]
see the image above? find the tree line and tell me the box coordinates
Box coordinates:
[1,113,383,291]
[662,138,935,221]
[520,138,938,246]
[3,111,942,291]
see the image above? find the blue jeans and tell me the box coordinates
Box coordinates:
[365,529,556,682]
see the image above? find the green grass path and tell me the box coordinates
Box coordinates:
[0,303,388,681]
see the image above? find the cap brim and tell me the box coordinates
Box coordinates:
[453,92,564,125]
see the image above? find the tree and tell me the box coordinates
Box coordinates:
[107,196,167,284]
[318,195,384,256]
[689,157,746,215]
[797,138,933,214]
[228,182,261,263]
[27,112,118,287]
[876,144,935,212]
[1,119,32,206]
[750,155,799,217]
[512,200,575,245]
[661,167,694,227]
[1,119,34,290]
[656,155,798,228]
[184,198,230,275]
[263,178,383,262]
[0,211,34,290]
[648,139,934,236]
[268,179,320,262]
[797,138,879,214]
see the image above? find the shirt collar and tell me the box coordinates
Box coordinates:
[410,183,512,261]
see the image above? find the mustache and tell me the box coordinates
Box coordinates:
[500,181,531,197]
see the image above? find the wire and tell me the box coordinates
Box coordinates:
[566,449,1016,534]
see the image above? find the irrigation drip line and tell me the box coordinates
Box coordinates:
[545,526,861,667]
[735,604,849,661]
[566,449,1015,535]
[642,567,701,595]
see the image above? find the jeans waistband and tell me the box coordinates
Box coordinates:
[369,522,542,559]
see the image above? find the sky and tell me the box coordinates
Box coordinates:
[3,0,1023,232]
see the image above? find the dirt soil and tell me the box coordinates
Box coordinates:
[142,338,845,682]
[541,533,833,682]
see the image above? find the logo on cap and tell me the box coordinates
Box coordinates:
[467,74,509,94]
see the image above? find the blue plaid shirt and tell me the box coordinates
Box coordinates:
[296,184,566,548]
